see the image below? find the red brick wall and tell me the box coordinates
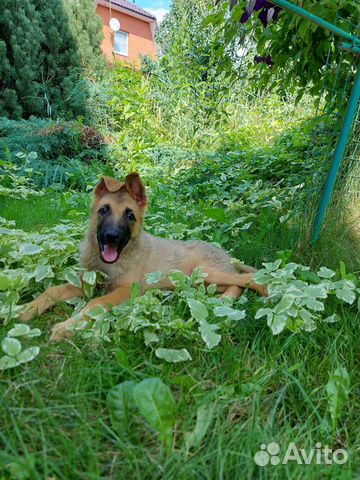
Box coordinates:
[96,4,157,66]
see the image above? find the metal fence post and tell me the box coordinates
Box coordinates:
[311,65,360,242]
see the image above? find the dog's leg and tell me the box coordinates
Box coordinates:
[50,285,132,341]
[201,267,267,297]
[220,285,243,300]
[237,264,257,273]
[19,284,84,322]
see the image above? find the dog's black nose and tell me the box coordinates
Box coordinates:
[104,230,120,244]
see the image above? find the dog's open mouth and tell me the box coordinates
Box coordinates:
[100,244,121,263]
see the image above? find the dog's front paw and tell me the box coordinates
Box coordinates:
[19,304,38,322]
[50,318,75,342]
[260,285,269,297]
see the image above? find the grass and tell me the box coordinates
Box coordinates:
[1,195,67,231]
[0,168,359,479]
[0,304,358,478]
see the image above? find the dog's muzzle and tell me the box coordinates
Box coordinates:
[97,227,130,264]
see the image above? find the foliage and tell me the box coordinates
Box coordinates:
[254,260,358,335]
[0,117,108,162]
[108,377,176,450]
[207,0,360,103]
[0,0,104,119]
[0,117,110,189]
[0,324,41,370]
[2,112,356,366]
[326,366,350,435]
[64,0,106,75]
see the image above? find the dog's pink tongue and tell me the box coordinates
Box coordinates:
[102,245,118,262]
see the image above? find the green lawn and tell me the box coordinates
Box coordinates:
[1,195,67,231]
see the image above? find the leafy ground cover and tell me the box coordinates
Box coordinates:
[0,135,359,478]
[1,0,359,477]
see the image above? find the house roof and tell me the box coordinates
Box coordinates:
[106,0,156,21]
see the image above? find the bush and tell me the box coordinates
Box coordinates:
[0,117,108,163]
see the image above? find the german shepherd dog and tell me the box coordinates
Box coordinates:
[20,173,267,340]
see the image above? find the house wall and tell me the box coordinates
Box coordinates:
[96,4,156,65]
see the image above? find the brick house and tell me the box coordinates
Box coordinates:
[96,0,157,65]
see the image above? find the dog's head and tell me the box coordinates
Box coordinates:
[92,173,147,264]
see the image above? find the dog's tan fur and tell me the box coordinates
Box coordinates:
[20,173,266,340]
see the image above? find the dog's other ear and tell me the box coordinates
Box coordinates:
[125,172,147,207]
[94,176,124,197]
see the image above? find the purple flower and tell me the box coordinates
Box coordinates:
[254,54,274,67]
[240,0,282,27]
[258,5,282,27]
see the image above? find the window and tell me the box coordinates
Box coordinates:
[114,31,128,56]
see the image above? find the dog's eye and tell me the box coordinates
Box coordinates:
[126,210,136,222]
[98,205,110,216]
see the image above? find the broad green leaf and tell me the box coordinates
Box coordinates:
[0,355,19,370]
[145,271,163,285]
[17,346,40,364]
[19,244,42,255]
[263,259,282,271]
[317,267,335,279]
[326,367,350,433]
[199,321,221,349]
[335,287,356,305]
[273,294,296,314]
[34,264,53,282]
[203,207,228,223]
[268,314,286,335]
[2,337,21,356]
[185,402,215,451]
[0,274,12,291]
[301,298,324,311]
[107,381,136,433]
[7,324,41,338]
[83,271,97,285]
[155,348,192,363]
[191,267,208,284]
[143,329,160,345]
[85,305,108,320]
[299,309,317,332]
[303,285,328,299]
[63,270,82,288]
[187,299,208,321]
[253,271,271,285]
[7,324,31,337]
[255,308,273,319]
[133,378,176,448]
[207,283,217,295]
[213,305,245,321]
[167,270,190,288]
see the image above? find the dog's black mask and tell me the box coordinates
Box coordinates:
[97,207,133,264]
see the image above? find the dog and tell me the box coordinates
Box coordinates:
[19,173,267,340]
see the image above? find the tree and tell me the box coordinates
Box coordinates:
[0,0,43,118]
[64,0,106,75]
[0,0,105,119]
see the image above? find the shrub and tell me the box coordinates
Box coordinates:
[0,117,108,163]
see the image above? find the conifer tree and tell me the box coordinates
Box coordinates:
[0,0,105,119]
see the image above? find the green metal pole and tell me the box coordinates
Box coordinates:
[270,0,360,46]
[339,42,360,56]
[311,64,360,243]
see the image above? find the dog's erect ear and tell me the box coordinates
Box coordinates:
[94,176,124,197]
[125,172,147,207]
